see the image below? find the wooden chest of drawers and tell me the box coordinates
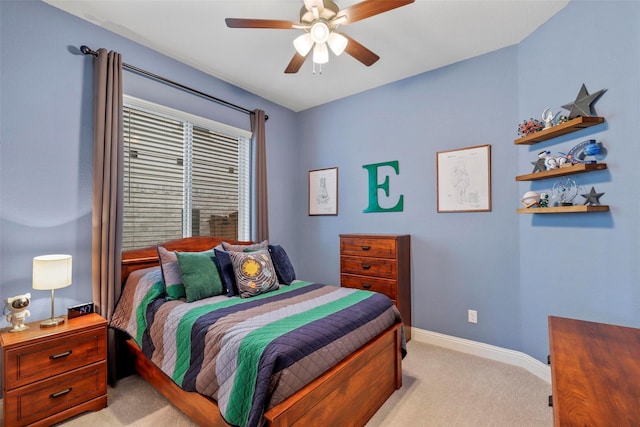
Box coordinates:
[340,234,411,341]
[1,313,108,426]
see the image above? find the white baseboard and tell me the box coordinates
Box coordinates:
[411,327,551,384]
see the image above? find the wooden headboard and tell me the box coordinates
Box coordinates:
[121,236,252,286]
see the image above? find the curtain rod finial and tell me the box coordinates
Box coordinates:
[80,45,95,56]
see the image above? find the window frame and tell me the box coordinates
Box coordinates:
[122,95,252,249]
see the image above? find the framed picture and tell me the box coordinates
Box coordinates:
[309,167,338,216]
[436,144,491,212]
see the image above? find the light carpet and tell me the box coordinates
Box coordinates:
[53,340,553,426]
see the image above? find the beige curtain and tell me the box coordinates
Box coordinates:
[91,48,123,385]
[251,109,269,242]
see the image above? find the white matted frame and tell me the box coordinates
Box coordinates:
[436,144,491,212]
[309,167,338,216]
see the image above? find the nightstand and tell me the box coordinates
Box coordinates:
[1,313,108,426]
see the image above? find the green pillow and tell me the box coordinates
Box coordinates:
[175,250,224,302]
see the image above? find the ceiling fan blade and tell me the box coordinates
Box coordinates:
[303,0,324,14]
[225,18,298,29]
[339,33,379,66]
[284,52,309,73]
[338,0,415,25]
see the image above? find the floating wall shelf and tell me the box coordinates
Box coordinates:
[517,205,609,214]
[516,163,607,181]
[514,116,605,145]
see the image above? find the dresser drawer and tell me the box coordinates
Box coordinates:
[4,327,107,389]
[3,361,107,426]
[340,256,397,279]
[340,237,397,259]
[341,274,397,300]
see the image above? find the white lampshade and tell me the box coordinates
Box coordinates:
[33,254,72,328]
[327,32,348,56]
[33,254,72,290]
[313,42,329,64]
[293,33,314,56]
[310,22,329,44]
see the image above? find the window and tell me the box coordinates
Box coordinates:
[122,96,251,251]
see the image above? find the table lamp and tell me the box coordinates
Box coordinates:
[33,254,72,327]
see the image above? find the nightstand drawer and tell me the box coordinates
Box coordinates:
[340,237,397,259]
[341,274,397,300]
[4,327,107,389]
[3,361,107,426]
[340,256,397,279]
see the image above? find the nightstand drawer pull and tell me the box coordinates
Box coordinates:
[361,264,371,269]
[361,245,371,251]
[361,283,372,289]
[50,350,73,360]
[50,388,72,399]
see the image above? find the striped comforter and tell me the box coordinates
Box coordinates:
[110,266,403,427]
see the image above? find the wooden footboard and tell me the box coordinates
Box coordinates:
[126,321,402,427]
[119,236,403,427]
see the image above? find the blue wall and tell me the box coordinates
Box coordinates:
[516,0,640,361]
[1,0,639,370]
[296,0,640,362]
[0,1,299,322]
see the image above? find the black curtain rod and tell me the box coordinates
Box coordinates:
[80,45,267,121]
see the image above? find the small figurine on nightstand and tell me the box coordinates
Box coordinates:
[5,293,31,332]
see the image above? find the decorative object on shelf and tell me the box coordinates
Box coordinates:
[556,115,569,125]
[32,254,72,327]
[531,151,548,173]
[4,293,31,332]
[540,192,550,208]
[551,177,578,206]
[561,83,607,119]
[518,118,543,137]
[542,108,559,129]
[565,139,602,164]
[521,191,540,208]
[532,150,568,173]
[581,186,605,205]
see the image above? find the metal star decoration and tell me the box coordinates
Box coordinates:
[531,158,546,173]
[581,186,605,205]
[561,84,607,119]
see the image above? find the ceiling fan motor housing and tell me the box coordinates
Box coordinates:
[299,1,340,29]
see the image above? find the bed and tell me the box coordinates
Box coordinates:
[112,236,404,427]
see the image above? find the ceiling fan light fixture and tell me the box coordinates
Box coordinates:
[293,33,314,56]
[327,32,348,56]
[313,42,329,64]
[310,22,330,44]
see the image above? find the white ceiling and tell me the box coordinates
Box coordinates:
[44,0,570,112]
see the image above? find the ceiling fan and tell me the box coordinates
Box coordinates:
[225,0,415,73]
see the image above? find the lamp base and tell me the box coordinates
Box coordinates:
[40,317,65,328]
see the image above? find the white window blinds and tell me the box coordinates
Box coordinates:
[122,96,251,251]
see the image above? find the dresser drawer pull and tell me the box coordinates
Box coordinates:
[361,264,371,270]
[361,283,372,289]
[361,246,371,251]
[50,350,73,360]
[50,388,72,399]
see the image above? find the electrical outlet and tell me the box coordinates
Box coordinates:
[468,309,478,324]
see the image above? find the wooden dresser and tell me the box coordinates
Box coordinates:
[340,234,411,341]
[1,313,108,426]
[548,316,640,426]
